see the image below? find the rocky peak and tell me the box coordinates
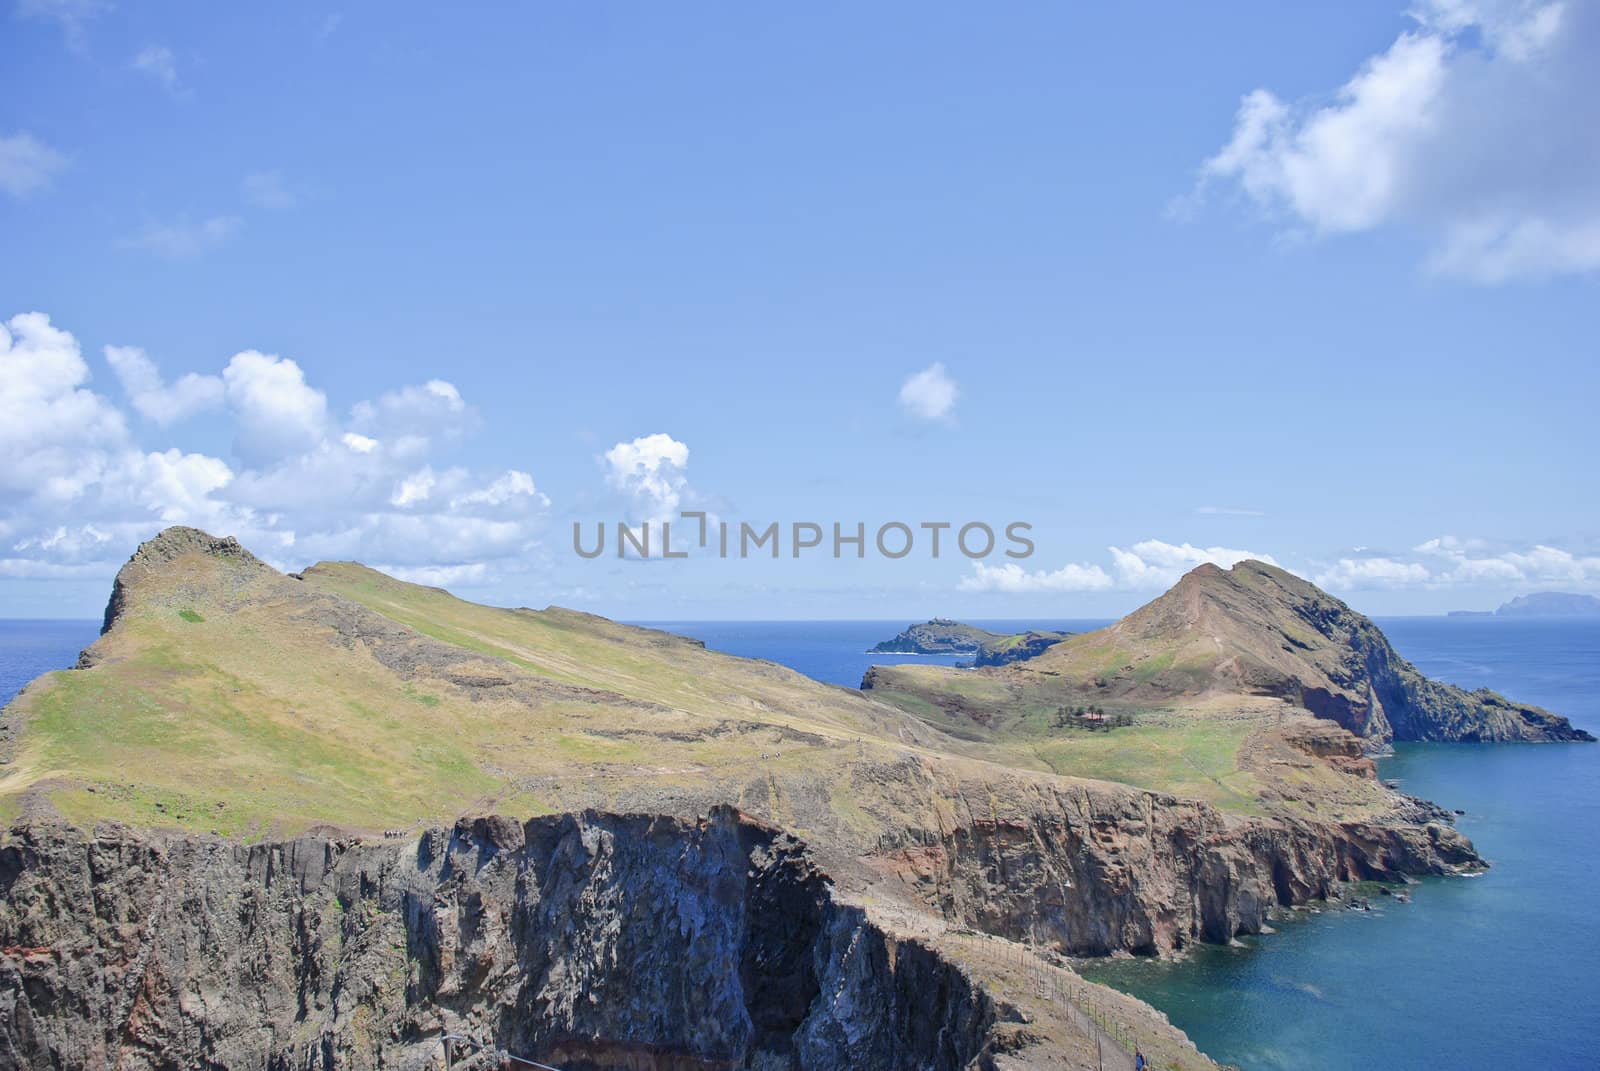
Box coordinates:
[100,526,274,634]
[1038,560,1592,745]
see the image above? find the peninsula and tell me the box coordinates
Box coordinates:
[870,618,1070,665]
[0,530,1584,1070]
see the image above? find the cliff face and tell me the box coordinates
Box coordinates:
[871,781,1480,957]
[0,808,994,1071]
[0,788,1480,1070]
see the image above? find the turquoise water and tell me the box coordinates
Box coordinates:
[4,616,1595,1069]
[1079,618,1600,1071]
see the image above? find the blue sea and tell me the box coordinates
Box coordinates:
[3,616,1596,1070]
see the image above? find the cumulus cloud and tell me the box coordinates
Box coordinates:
[1,311,550,590]
[349,379,471,449]
[1193,0,1600,281]
[222,351,329,464]
[105,345,224,425]
[0,132,67,199]
[1313,556,1433,590]
[960,539,1276,593]
[0,312,127,499]
[958,561,1115,594]
[119,215,241,260]
[604,433,690,525]
[1314,535,1600,590]
[898,363,959,422]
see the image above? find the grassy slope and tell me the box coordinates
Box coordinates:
[0,543,1056,839]
[0,536,1399,841]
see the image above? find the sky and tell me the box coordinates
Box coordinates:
[2,0,1598,620]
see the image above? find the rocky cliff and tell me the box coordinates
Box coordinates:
[863,774,1479,958]
[0,808,995,1071]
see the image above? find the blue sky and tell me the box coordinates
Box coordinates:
[3,1,1597,619]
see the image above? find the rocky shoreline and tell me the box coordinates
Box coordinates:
[0,776,1480,1069]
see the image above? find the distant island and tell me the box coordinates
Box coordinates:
[868,618,1070,666]
[1448,592,1600,618]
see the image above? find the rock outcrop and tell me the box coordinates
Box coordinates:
[0,808,995,1071]
[870,619,1011,655]
[973,631,1070,668]
[869,620,1069,665]
[869,779,1480,957]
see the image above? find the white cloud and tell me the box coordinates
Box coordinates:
[898,362,959,422]
[1,312,551,588]
[0,132,67,199]
[451,469,548,510]
[104,345,224,425]
[242,170,296,210]
[604,432,690,524]
[0,312,127,499]
[350,379,470,447]
[1194,0,1600,281]
[390,467,436,508]
[222,351,329,464]
[960,539,1276,593]
[959,561,1115,593]
[1315,536,1600,590]
[1314,556,1433,590]
[130,45,181,94]
[120,215,242,260]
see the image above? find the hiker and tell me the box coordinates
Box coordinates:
[1135,1049,1146,1071]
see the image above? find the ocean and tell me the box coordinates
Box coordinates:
[2,616,1594,1070]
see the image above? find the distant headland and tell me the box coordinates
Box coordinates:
[867,618,1070,666]
[1448,592,1600,618]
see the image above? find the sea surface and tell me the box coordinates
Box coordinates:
[1,616,1595,1070]
[0,619,100,705]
